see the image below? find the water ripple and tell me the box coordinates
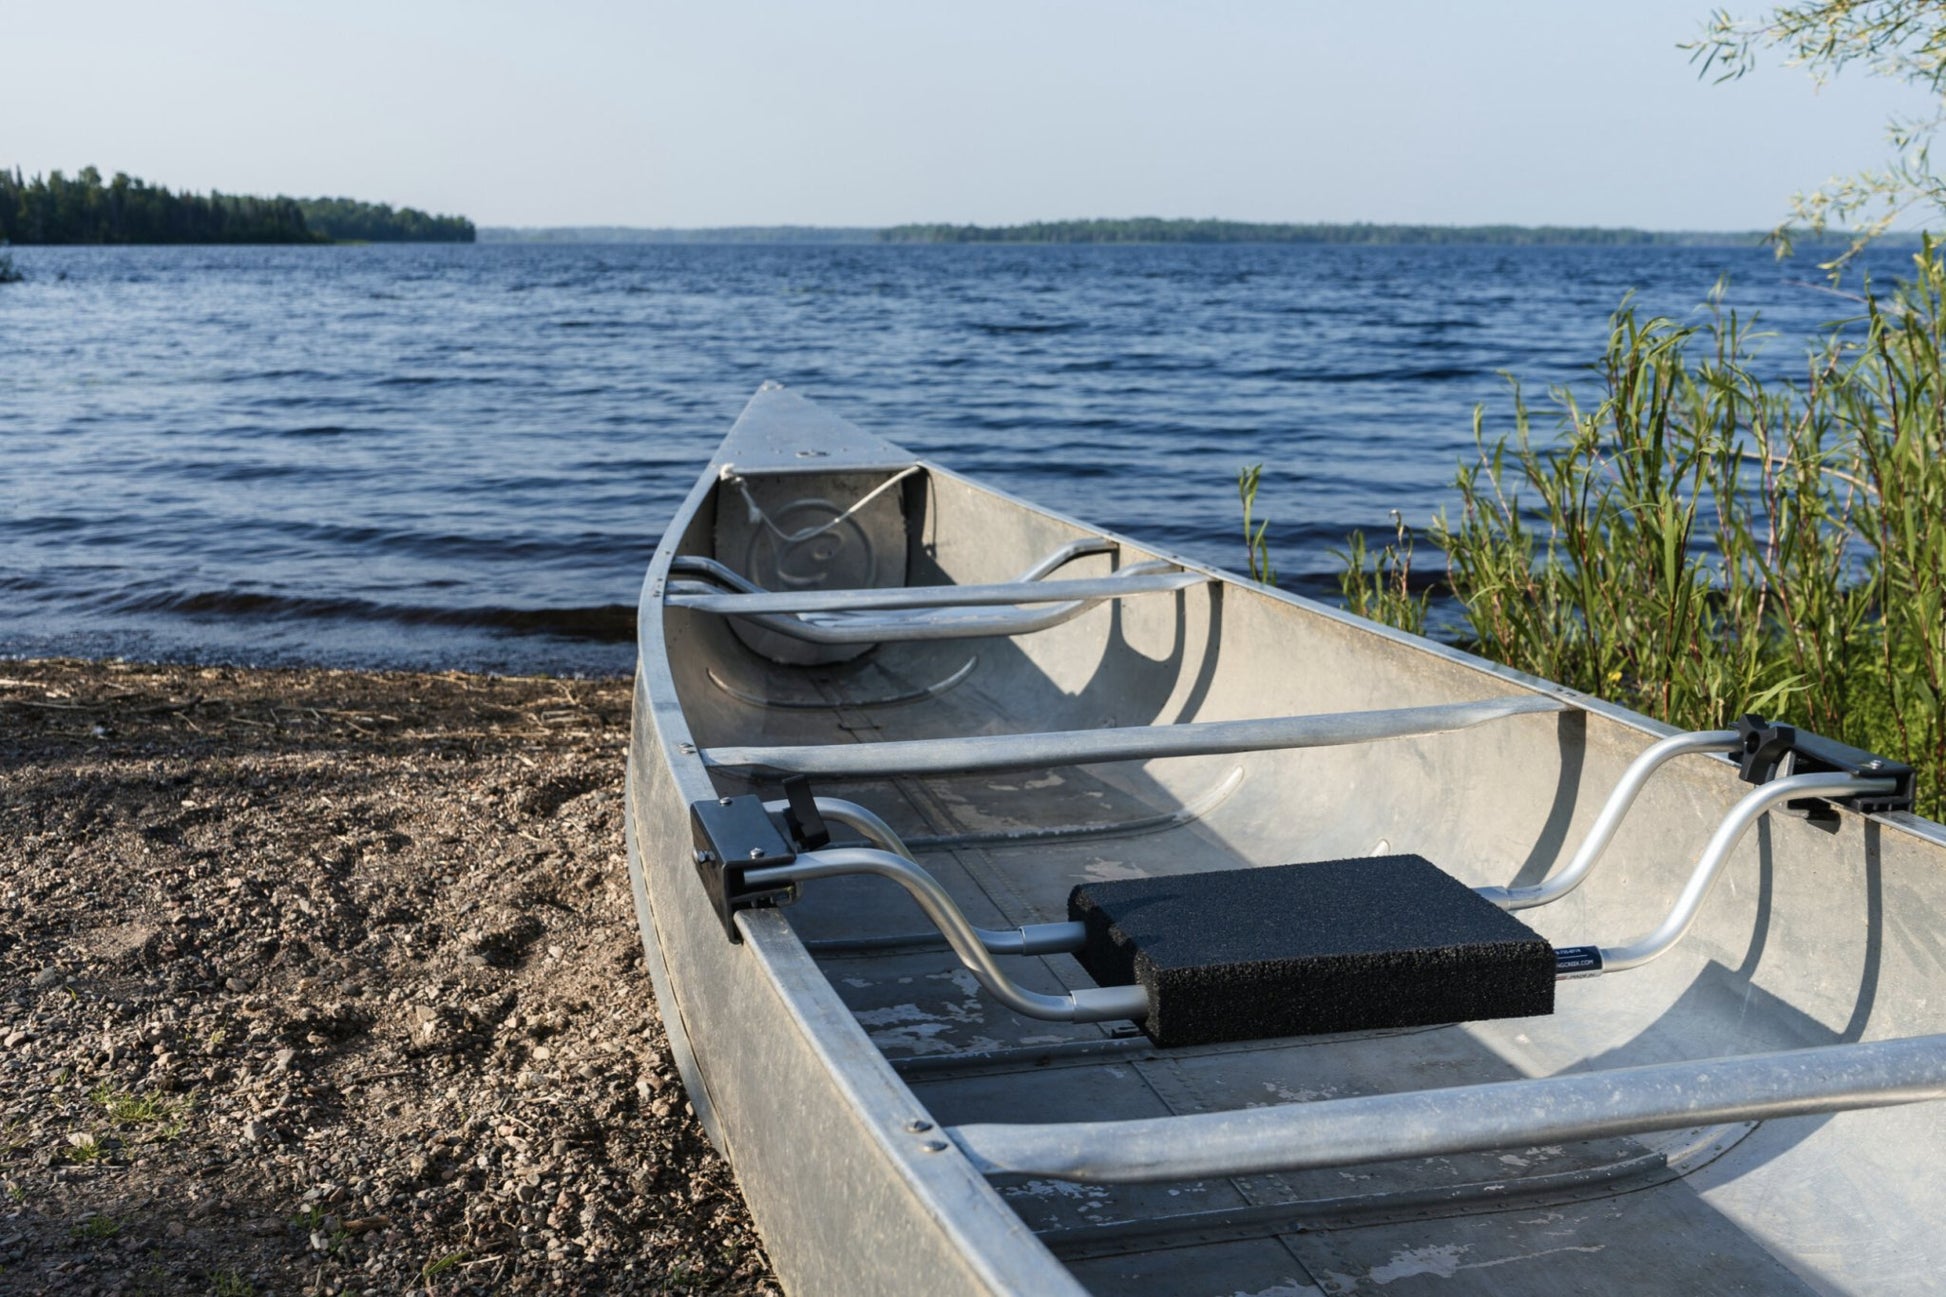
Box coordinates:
[0,240,1905,673]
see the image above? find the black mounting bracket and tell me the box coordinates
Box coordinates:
[778,774,830,850]
[1732,715,1915,815]
[690,794,798,943]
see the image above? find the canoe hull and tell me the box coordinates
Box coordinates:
[627,385,1946,1295]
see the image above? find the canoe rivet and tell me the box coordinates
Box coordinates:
[747,847,766,860]
[719,797,733,805]
[694,850,714,865]
[905,1119,933,1133]
[921,1140,949,1153]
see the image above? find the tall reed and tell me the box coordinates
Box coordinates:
[1237,464,1276,585]
[1340,249,1946,819]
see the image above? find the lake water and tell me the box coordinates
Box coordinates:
[0,241,1911,675]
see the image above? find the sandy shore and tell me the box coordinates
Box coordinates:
[0,659,775,1295]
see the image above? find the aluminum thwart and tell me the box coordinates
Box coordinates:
[947,1033,1946,1183]
[705,693,1569,777]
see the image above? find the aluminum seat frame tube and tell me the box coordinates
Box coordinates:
[673,536,1116,593]
[1598,770,1897,971]
[722,564,1183,645]
[743,847,1147,1024]
[706,694,1568,778]
[666,544,1192,644]
[946,1032,1946,1184]
[763,796,1085,956]
[667,568,1200,616]
[1478,729,1743,912]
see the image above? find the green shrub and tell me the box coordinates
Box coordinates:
[1341,247,1946,819]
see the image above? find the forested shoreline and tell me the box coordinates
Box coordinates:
[296,196,475,243]
[481,218,1860,246]
[0,167,474,244]
[879,217,1766,245]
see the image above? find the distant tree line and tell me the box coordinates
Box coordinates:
[297,197,474,243]
[479,225,876,244]
[878,218,1769,246]
[1,167,313,243]
[0,167,473,244]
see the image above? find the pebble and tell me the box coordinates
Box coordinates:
[32,967,60,988]
[3,1030,33,1049]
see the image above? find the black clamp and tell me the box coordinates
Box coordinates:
[1733,715,1914,815]
[690,794,798,942]
[690,780,837,942]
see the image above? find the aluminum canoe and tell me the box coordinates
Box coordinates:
[625,383,1946,1296]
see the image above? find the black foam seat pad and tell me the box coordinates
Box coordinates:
[1068,855,1555,1048]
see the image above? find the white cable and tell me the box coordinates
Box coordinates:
[717,464,921,547]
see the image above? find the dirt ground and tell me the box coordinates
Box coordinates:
[0,659,777,1296]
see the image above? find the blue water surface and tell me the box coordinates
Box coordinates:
[0,241,1911,674]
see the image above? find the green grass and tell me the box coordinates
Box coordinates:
[63,1133,107,1163]
[1333,248,1946,820]
[209,1269,254,1297]
[69,1214,119,1241]
[420,1251,465,1281]
[1336,511,1430,636]
[91,1083,192,1143]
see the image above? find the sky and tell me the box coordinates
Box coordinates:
[5,1,1939,230]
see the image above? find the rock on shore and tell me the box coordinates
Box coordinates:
[0,659,776,1295]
